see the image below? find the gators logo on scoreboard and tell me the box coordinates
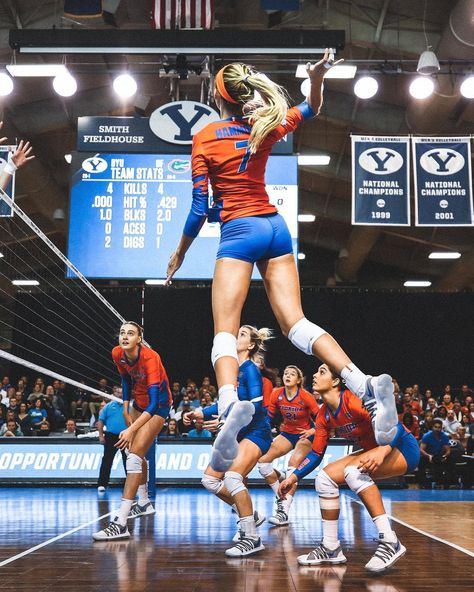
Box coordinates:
[168,159,191,174]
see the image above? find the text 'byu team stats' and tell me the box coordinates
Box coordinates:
[67,153,298,279]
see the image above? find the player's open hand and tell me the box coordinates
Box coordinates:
[0,121,7,145]
[165,251,184,285]
[203,415,220,432]
[115,426,135,450]
[306,48,343,79]
[278,474,297,499]
[11,140,35,169]
[357,446,388,474]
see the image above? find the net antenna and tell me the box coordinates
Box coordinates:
[0,186,146,400]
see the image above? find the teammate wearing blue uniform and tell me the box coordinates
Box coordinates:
[166,51,400,472]
[184,325,272,557]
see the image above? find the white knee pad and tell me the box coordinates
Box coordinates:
[126,452,143,474]
[315,470,340,498]
[344,465,375,495]
[258,462,275,478]
[224,470,246,497]
[201,474,224,495]
[288,318,327,355]
[211,332,238,367]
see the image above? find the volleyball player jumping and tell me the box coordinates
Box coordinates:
[167,50,399,472]
[93,322,172,540]
[279,364,420,572]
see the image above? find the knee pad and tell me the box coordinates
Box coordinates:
[258,462,275,478]
[126,452,143,474]
[315,469,339,498]
[201,474,224,495]
[344,465,375,495]
[224,470,246,497]
[288,318,327,355]
[211,332,238,367]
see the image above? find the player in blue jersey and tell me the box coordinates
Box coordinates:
[184,325,273,557]
[166,52,400,474]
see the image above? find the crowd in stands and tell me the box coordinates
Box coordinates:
[0,370,473,487]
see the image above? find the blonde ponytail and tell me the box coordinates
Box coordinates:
[242,324,274,359]
[217,63,289,153]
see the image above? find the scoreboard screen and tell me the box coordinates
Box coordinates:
[67,153,298,280]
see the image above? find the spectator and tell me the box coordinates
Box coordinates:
[443,410,462,439]
[28,383,44,404]
[8,397,19,418]
[0,419,23,437]
[434,405,448,420]
[425,397,438,414]
[28,398,48,430]
[199,376,216,398]
[96,391,127,492]
[420,411,434,437]
[460,385,473,405]
[187,417,212,439]
[70,381,90,421]
[452,401,463,423]
[402,392,423,418]
[462,396,473,415]
[402,412,420,440]
[0,403,7,428]
[441,391,454,411]
[60,418,78,438]
[170,381,182,410]
[161,418,181,439]
[2,386,15,407]
[469,402,474,423]
[419,417,452,488]
[412,384,421,400]
[0,376,11,394]
[17,402,31,436]
[38,419,51,436]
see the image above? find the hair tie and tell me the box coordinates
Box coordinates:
[242,74,251,83]
[215,66,239,105]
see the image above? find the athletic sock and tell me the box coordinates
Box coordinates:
[373,514,397,543]
[239,515,258,539]
[322,518,340,550]
[340,363,368,400]
[137,483,150,506]
[114,499,134,526]
[269,480,280,496]
[217,384,238,416]
[282,493,293,513]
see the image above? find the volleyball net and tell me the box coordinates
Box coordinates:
[0,187,128,403]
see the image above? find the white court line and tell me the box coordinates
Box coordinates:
[0,511,112,568]
[347,494,474,558]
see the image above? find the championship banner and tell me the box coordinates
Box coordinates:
[412,137,474,226]
[351,135,410,226]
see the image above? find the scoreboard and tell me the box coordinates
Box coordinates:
[67,153,298,280]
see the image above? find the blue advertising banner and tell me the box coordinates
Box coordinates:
[351,135,410,226]
[412,137,474,226]
[0,440,350,482]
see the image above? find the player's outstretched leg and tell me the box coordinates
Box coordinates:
[210,401,255,472]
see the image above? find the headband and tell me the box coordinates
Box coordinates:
[215,66,239,104]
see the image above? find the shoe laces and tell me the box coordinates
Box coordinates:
[372,540,397,562]
[234,536,258,553]
[308,544,331,560]
[104,521,123,536]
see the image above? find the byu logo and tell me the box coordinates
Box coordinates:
[358,148,403,175]
[150,101,220,145]
[82,156,108,173]
[420,148,465,176]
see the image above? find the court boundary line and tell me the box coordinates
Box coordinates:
[347,494,474,558]
[0,511,113,567]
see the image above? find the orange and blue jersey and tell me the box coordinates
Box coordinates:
[111,345,172,416]
[183,102,315,237]
[268,386,319,434]
[294,389,419,479]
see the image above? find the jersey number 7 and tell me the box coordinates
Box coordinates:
[235,140,251,173]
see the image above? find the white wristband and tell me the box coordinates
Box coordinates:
[3,160,17,176]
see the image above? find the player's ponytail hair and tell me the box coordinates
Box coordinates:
[216,63,289,154]
[285,365,304,386]
[242,325,274,359]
